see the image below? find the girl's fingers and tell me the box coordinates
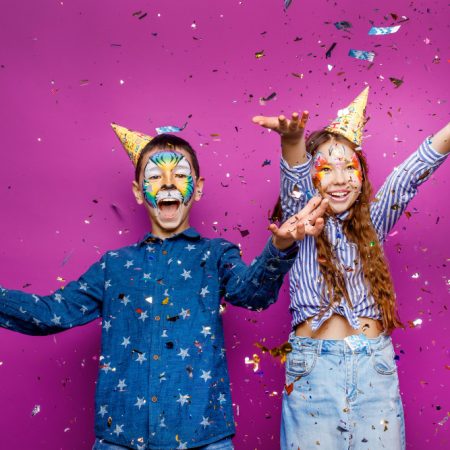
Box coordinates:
[268,223,279,235]
[299,111,309,128]
[288,112,300,131]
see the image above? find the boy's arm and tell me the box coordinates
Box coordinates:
[218,198,327,310]
[0,257,105,335]
[371,124,449,240]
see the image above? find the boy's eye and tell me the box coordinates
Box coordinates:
[346,165,356,170]
[175,173,187,179]
[320,167,331,173]
[148,175,161,180]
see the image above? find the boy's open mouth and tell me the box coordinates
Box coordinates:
[157,198,181,220]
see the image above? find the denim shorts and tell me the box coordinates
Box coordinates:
[281,333,405,450]
[92,436,233,450]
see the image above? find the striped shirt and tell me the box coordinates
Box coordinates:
[280,137,447,330]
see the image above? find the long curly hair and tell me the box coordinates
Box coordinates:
[274,130,403,332]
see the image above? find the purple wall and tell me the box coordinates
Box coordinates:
[0,0,448,448]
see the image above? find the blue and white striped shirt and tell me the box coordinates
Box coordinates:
[280,137,447,330]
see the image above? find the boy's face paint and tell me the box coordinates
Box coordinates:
[133,149,203,238]
[311,141,363,214]
[142,151,194,208]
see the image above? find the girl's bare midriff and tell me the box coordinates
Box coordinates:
[294,314,384,339]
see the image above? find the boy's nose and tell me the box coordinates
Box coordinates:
[162,172,174,185]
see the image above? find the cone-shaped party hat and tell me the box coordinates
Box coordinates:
[325,86,369,147]
[111,123,153,167]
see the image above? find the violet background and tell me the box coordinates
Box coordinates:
[0,0,449,448]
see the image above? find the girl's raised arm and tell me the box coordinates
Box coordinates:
[252,111,309,167]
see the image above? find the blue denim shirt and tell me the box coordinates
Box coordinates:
[0,228,297,450]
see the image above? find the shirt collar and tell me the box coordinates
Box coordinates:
[335,210,350,221]
[139,227,201,246]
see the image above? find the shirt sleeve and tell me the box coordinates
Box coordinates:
[217,238,298,310]
[280,154,315,221]
[0,257,105,335]
[370,137,448,241]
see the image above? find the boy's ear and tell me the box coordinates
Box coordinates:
[194,177,205,201]
[132,180,144,205]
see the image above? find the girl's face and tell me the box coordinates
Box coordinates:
[311,139,363,214]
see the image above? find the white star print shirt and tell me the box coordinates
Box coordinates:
[0,228,297,449]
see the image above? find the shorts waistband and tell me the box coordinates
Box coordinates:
[288,332,391,355]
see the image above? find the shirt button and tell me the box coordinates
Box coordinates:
[154,315,160,321]
[151,396,158,403]
[153,354,159,360]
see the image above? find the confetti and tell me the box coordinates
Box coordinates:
[255,50,265,59]
[155,123,187,134]
[31,405,41,416]
[334,21,352,30]
[284,0,293,10]
[259,92,277,105]
[255,341,293,364]
[389,77,404,88]
[244,354,261,372]
[325,42,337,59]
[368,25,401,35]
[348,49,375,62]
[408,318,423,328]
[262,159,271,167]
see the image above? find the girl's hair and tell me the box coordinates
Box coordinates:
[274,129,402,332]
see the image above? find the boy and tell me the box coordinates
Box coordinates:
[0,125,327,450]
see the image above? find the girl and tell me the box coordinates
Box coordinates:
[253,87,449,450]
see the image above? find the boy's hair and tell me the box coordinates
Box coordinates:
[135,134,200,181]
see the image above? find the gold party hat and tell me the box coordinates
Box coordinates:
[111,123,153,167]
[325,86,369,147]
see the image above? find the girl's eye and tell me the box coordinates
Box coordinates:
[320,167,331,172]
[346,165,356,170]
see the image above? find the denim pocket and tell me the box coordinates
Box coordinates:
[286,348,317,378]
[372,344,397,375]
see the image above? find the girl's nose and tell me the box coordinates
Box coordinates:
[334,168,347,184]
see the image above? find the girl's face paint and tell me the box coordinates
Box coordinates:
[311,141,363,214]
[142,151,195,208]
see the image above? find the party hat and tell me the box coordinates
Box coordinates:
[111,123,152,167]
[325,86,369,147]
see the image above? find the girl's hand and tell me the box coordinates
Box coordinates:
[270,196,328,250]
[252,111,309,145]
[253,111,309,167]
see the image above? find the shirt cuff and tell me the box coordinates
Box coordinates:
[280,154,312,183]
[266,238,298,260]
[419,136,448,165]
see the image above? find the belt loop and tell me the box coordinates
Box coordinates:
[316,339,323,356]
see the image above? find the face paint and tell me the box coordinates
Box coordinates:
[349,153,363,183]
[142,151,195,208]
[311,140,363,215]
[312,154,331,183]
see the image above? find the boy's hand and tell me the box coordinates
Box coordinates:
[269,197,328,250]
[252,111,309,145]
